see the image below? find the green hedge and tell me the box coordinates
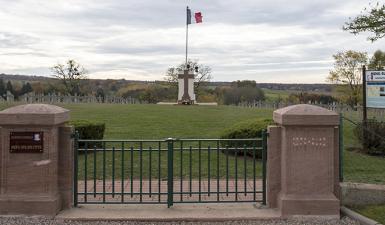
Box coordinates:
[354,118,385,155]
[220,118,273,157]
[70,120,105,148]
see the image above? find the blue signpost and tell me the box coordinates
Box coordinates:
[366,70,385,108]
[362,67,385,147]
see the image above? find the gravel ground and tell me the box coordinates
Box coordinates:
[0,216,360,225]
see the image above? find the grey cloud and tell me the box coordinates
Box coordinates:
[0,51,50,57]
[22,0,358,28]
[0,0,384,82]
[93,44,182,55]
[0,32,40,48]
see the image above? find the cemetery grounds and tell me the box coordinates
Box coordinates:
[0,103,384,222]
[0,103,381,184]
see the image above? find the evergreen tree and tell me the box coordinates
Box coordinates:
[0,79,5,99]
[6,81,14,95]
[368,50,385,70]
[20,82,33,95]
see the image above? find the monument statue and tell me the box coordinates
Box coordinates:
[177,65,196,105]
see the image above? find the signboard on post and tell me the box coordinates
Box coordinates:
[366,70,385,108]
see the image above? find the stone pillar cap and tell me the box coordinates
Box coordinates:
[0,104,69,126]
[273,104,339,126]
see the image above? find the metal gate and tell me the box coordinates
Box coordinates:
[74,132,267,207]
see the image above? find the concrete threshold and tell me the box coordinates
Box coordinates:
[56,203,280,222]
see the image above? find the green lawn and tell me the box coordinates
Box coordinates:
[262,88,292,102]
[351,205,385,224]
[64,104,270,179]
[63,104,272,139]
[78,150,263,180]
[341,111,385,184]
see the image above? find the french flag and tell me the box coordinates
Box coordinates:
[195,12,203,23]
[187,7,203,24]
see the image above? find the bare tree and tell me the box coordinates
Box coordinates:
[165,60,213,90]
[51,59,87,95]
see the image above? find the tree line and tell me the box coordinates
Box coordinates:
[0,79,33,100]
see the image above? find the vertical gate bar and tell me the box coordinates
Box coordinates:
[208,145,211,196]
[180,141,183,202]
[216,140,219,202]
[189,146,192,197]
[158,142,161,202]
[226,145,229,196]
[102,142,106,203]
[84,142,88,202]
[253,140,256,201]
[121,142,125,202]
[139,142,143,202]
[112,146,115,198]
[73,132,79,207]
[262,130,267,205]
[235,146,238,201]
[167,138,174,208]
[244,144,247,196]
[339,113,344,182]
[198,140,202,202]
[93,145,97,198]
[149,146,152,197]
[130,146,134,198]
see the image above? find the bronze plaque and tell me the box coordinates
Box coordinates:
[10,132,44,153]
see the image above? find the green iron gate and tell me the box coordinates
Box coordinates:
[74,132,267,207]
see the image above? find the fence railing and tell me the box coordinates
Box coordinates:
[74,136,267,207]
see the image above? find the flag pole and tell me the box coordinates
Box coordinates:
[185,6,189,66]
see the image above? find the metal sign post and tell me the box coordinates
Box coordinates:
[362,65,367,123]
[362,66,367,149]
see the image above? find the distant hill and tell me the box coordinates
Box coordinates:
[0,73,54,82]
[0,73,152,84]
[0,73,333,93]
[209,82,333,93]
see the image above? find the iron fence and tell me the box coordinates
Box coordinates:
[74,134,267,207]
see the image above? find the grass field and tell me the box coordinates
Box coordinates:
[1,103,384,183]
[351,205,385,224]
[66,104,269,179]
[262,88,292,102]
[341,111,385,184]
[63,104,272,139]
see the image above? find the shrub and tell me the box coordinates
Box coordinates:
[220,118,273,157]
[354,118,385,155]
[70,120,105,148]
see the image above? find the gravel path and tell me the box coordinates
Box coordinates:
[0,216,360,225]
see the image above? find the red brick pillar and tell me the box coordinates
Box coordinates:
[267,104,340,218]
[0,104,72,216]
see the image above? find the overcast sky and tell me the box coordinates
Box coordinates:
[0,0,384,83]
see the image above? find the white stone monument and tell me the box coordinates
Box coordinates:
[177,69,196,104]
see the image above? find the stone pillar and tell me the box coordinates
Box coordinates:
[0,104,73,216]
[267,104,340,218]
